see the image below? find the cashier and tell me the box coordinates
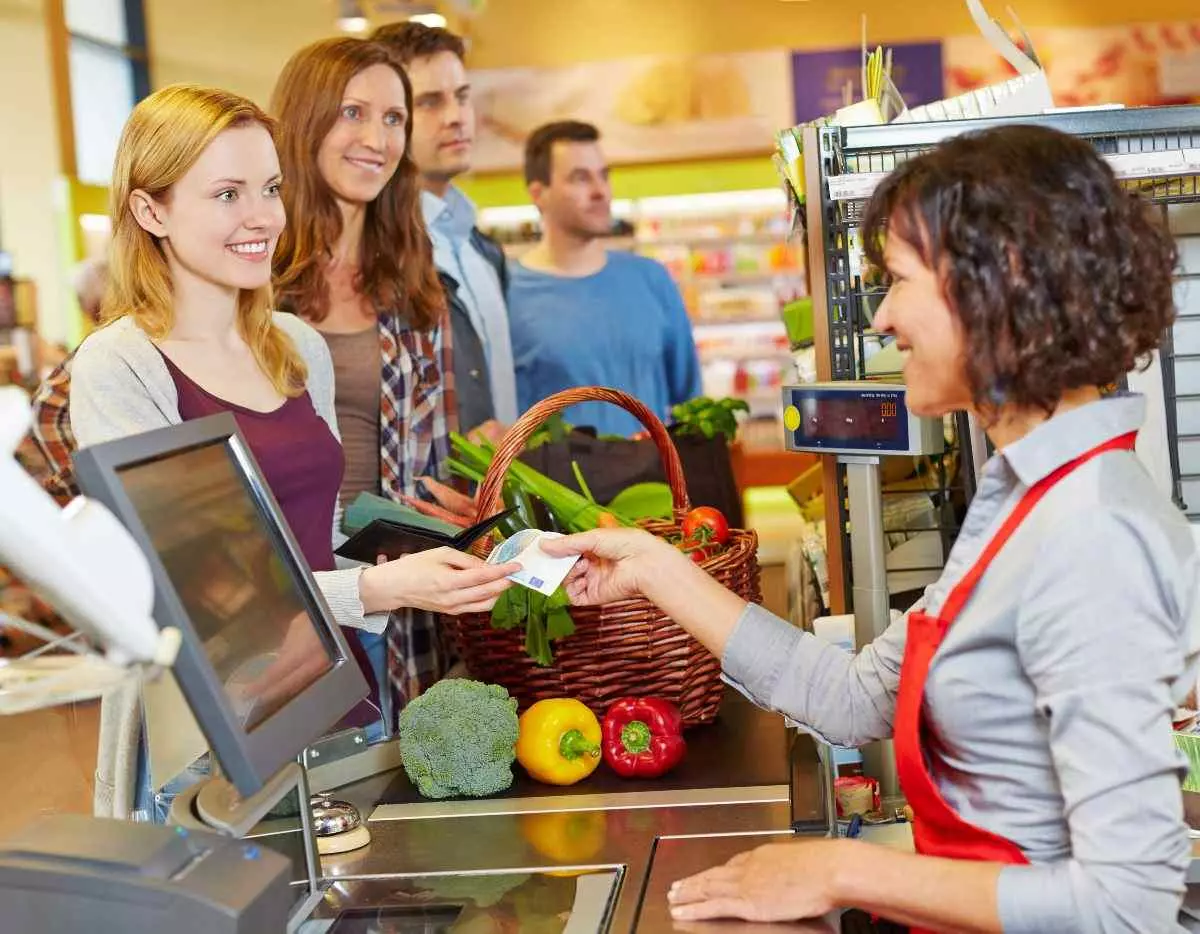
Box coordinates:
[545,125,1200,933]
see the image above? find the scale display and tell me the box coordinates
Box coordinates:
[782,383,943,457]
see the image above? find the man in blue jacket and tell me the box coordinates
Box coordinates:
[509,121,702,437]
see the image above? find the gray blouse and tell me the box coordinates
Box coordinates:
[723,394,1200,933]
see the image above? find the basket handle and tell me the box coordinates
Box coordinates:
[472,386,690,524]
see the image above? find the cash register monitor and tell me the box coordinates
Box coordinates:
[73,412,368,798]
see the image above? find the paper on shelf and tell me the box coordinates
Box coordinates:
[965,0,1041,77]
[893,1,1053,126]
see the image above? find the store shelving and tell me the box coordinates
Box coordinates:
[803,104,1200,614]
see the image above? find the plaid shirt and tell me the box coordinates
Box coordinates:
[5,360,76,644]
[29,356,77,506]
[381,306,460,720]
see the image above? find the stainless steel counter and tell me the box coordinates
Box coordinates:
[638,834,840,934]
[277,689,1200,932]
[285,691,839,934]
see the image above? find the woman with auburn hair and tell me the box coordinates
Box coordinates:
[544,126,1199,931]
[270,37,469,717]
[68,83,517,821]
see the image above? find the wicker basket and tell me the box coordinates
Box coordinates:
[444,387,762,728]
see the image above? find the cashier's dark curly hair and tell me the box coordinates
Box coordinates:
[861,125,1178,415]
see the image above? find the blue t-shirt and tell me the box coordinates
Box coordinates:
[507,252,702,437]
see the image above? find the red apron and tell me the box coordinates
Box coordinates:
[891,431,1137,933]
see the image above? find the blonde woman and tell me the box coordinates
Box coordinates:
[67,84,516,821]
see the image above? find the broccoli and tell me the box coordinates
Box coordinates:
[397,679,520,799]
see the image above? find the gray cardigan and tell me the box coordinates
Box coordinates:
[70,313,386,818]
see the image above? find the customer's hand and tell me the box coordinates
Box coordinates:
[540,528,682,606]
[360,547,520,615]
[668,839,848,922]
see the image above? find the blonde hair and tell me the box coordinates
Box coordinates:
[105,83,306,396]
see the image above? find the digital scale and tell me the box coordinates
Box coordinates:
[782,381,944,458]
[782,382,945,802]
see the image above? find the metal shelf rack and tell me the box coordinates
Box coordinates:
[801,105,1200,615]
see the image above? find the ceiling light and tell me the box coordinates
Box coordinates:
[337,0,369,32]
[409,12,447,27]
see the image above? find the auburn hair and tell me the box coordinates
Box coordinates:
[104,84,306,396]
[270,37,444,330]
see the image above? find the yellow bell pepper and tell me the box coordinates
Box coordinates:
[516,699,602,786]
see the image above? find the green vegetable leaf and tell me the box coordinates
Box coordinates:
[490,586,522,631]
[525,414,573,451]
[608,482,672,521]
[571,460,596,504]
[506,483,538,533]
[525,614,552,667]
[545,605,575,641]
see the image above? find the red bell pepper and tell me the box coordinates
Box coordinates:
[601,697,686,779]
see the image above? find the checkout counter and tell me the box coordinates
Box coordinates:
[0,397,855,934]
[282,382,943,934]
[291,690,838,934]
[5,383,1195,933]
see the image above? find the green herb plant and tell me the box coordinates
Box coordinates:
[490,583,575,667]
[670,397,750,441]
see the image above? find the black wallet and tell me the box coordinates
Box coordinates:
[335,508,516,563]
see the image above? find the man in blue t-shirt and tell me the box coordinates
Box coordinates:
[508,121,702,437]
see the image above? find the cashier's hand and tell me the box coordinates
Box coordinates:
[359,548,521,616]
[668,839,846,923]
[541,528,682,606]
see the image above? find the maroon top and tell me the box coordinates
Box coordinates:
[160,351,379,727]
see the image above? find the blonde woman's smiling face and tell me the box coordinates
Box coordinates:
[130,123,285,293]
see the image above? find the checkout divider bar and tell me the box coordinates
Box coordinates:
[369,784,790,822]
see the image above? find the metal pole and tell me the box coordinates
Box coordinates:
[286,764,325,934]
[844,457,890,647]
[843,456,900,803]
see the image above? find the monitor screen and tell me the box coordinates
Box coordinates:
[73,413,368,798]
[115,441,336,732]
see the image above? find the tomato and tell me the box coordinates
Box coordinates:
[683,544,716,564]
[681,506,729,546]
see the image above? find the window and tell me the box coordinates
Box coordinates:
[63,0,150,185]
